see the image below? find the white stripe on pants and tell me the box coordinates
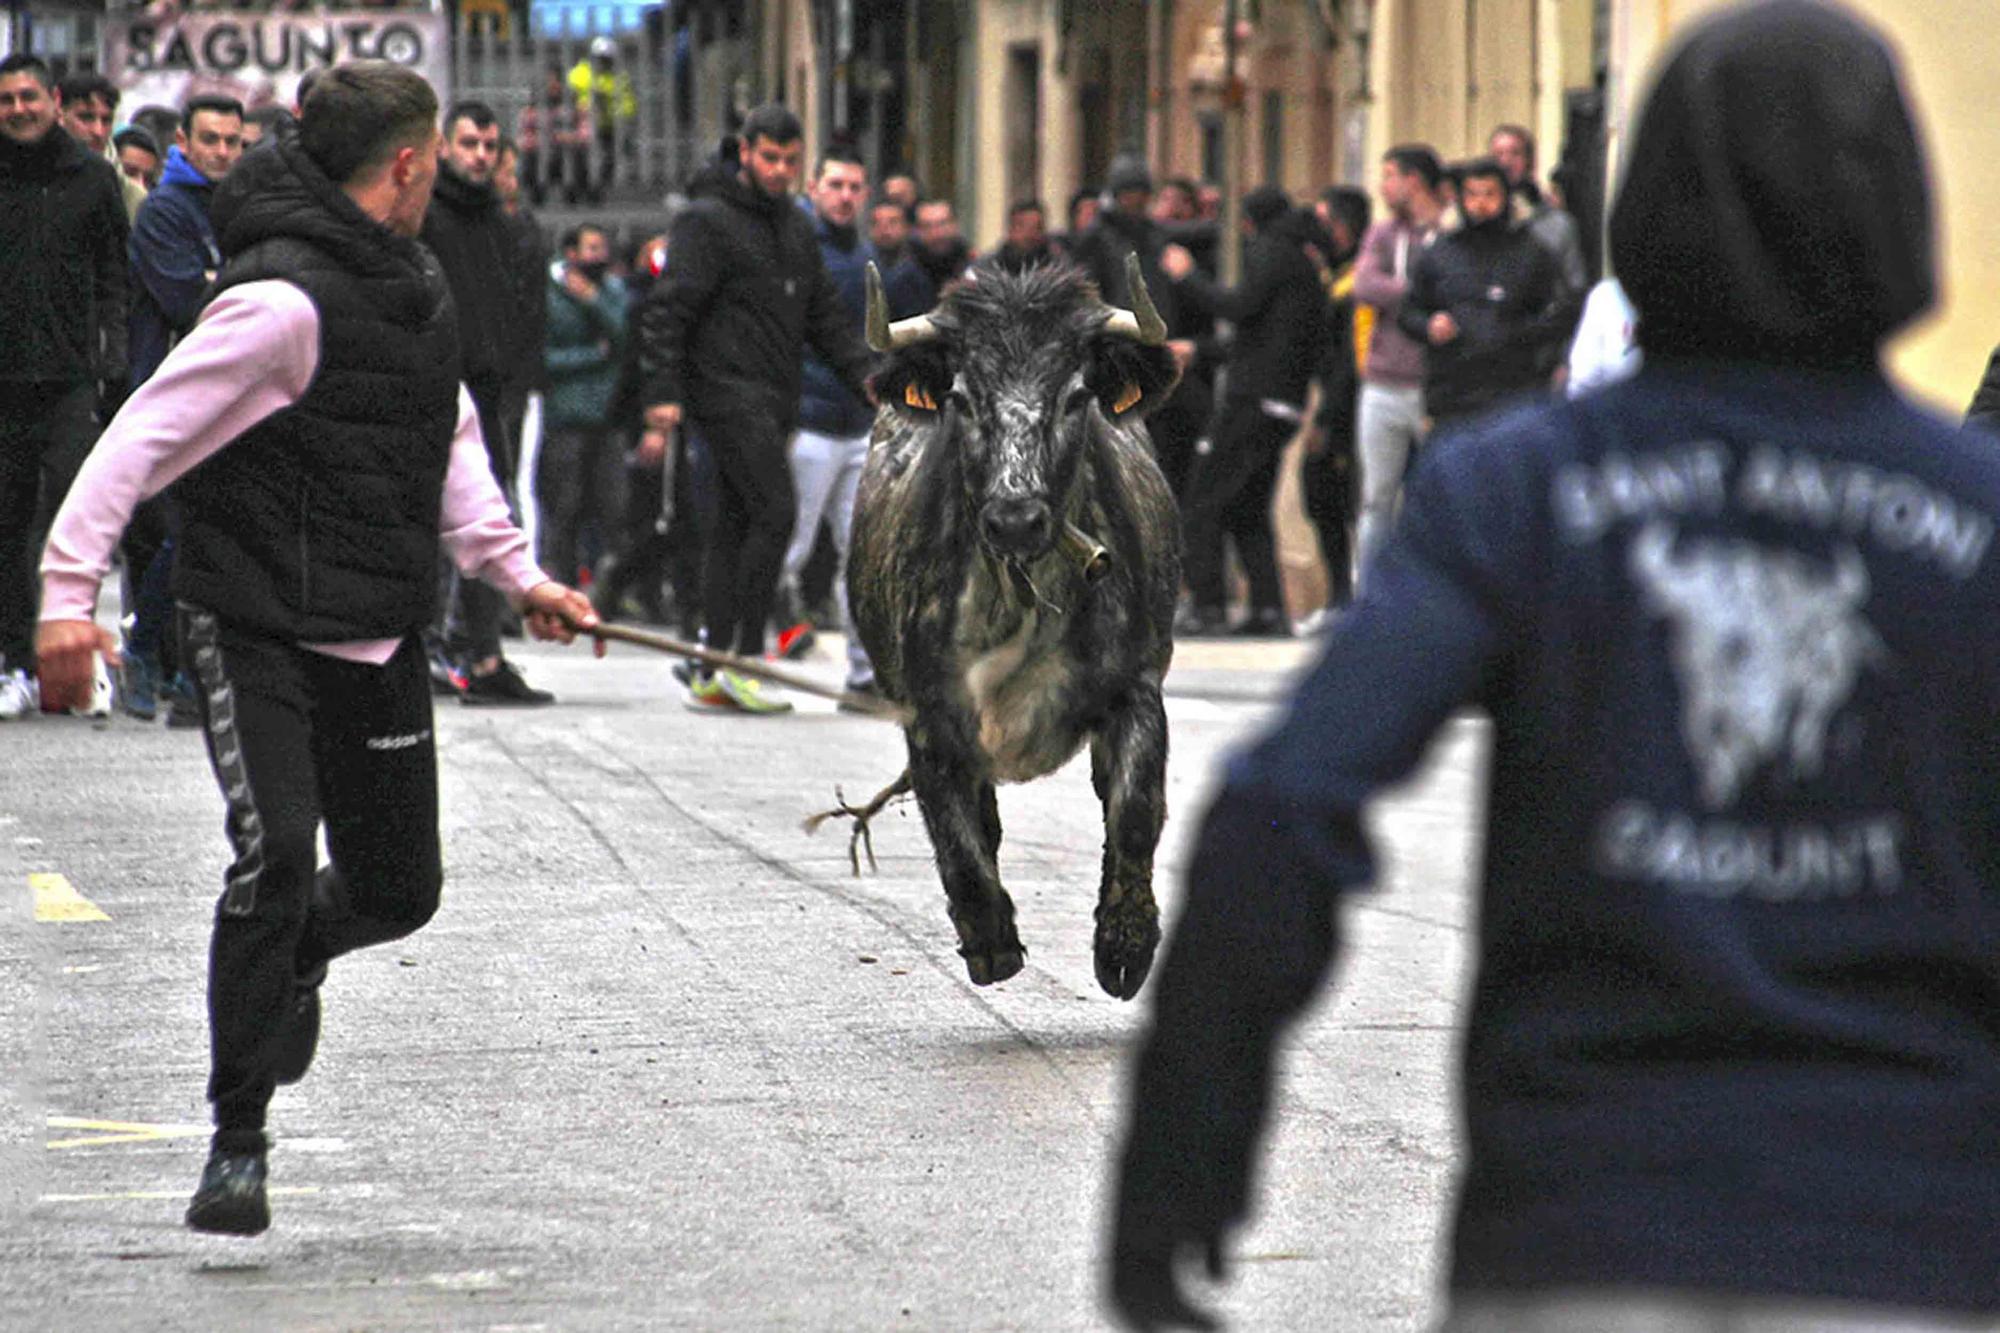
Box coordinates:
[1355,380,1428,582]
[782,427,873,687]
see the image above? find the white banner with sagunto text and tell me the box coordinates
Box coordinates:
[103,11,451,116]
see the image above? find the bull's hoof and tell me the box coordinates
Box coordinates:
[962,945,1026,987]
[1093,900,1161,1000]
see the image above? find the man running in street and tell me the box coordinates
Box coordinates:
[36,63,598,1238]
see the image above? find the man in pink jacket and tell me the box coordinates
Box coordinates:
[36,62,600,1237]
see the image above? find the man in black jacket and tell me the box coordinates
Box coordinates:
[1163,187,1329,637]
[421,100,554,706]
[639,106,874,713]
[1303,186,1372,613]
[912,196,974,293]
[1068,155,1213,509]
[1399,158,1576,427]
[0,53,128,719]
[989,199,1056,274]
[494,135,550,467]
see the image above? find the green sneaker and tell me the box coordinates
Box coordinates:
[685,671,737,712]
[718,669,793,714]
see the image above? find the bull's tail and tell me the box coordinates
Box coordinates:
[803,769,915,876]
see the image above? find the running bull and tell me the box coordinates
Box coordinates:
[842,258,1182,999]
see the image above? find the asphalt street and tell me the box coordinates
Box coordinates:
[0,628,1484,1332]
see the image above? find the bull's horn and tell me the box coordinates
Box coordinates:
[865,262,942,352]
[1102,252,1167,346]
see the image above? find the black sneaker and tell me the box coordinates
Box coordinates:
[272,963,326,1086]
[461,660,555,707]
[186,1149,270,1236]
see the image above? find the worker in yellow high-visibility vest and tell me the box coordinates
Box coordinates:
[567,37,635,203]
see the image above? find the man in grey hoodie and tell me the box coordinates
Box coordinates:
[1351,143,1443,579]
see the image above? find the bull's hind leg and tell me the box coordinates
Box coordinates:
[908,732,1025,986]
[1089,683,1168,999]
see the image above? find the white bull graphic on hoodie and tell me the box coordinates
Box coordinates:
[1632,522,1883,808]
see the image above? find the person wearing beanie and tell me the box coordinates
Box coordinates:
[1396,156,1577,428]
[1162,187,1328,638]
[1110,3,2000,1328]
[1068,156,1216,516]
[35,61,598,1238]
[1105,153,1152,199]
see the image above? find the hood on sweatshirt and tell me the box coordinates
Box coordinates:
[1608,0,1933,368]
[210,121,434,295]
[160,145,212,191]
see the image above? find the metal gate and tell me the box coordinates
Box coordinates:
[451,5,697,209]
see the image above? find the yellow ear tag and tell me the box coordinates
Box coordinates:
[1112,382,1143,415]
[905,383,936,411]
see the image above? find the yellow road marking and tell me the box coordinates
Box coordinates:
[40,1187,321,1203]
[31,873,108,923]
[46,1117,210,1150]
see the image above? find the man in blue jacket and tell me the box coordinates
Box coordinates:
[128,95,244,386]
[121,94,244,722]
[770,146,923,694]
[1108,4,2000,1329]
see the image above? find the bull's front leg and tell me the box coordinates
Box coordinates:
[1088,680,1168,999]
[906,716,1025,986]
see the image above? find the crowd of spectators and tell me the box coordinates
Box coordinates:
[0,44,1605,725]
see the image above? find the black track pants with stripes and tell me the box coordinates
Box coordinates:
[179,607,444,1147]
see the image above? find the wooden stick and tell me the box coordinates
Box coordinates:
[589,622,910,722]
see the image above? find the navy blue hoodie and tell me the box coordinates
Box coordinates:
[128,145,219,389]
[1115,1,2000,1314]
[795,209,926,437]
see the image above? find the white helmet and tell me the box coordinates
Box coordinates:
[589,36,616,60]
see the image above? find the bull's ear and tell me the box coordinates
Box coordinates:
[1085,337,1181,420]
[869,343,955,418]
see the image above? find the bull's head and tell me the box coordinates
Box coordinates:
[866,255,1180,564]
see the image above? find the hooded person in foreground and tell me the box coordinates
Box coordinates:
[1107,3,2000,1329]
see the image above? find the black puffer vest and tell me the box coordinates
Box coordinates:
[173,127,461,641]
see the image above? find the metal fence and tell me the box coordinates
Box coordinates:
[450,6,698,210]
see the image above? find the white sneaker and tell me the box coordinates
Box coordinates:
[0,669,39,721]
[72,655,112,718]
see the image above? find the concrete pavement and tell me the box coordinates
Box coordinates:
[0,628,1482,1331]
